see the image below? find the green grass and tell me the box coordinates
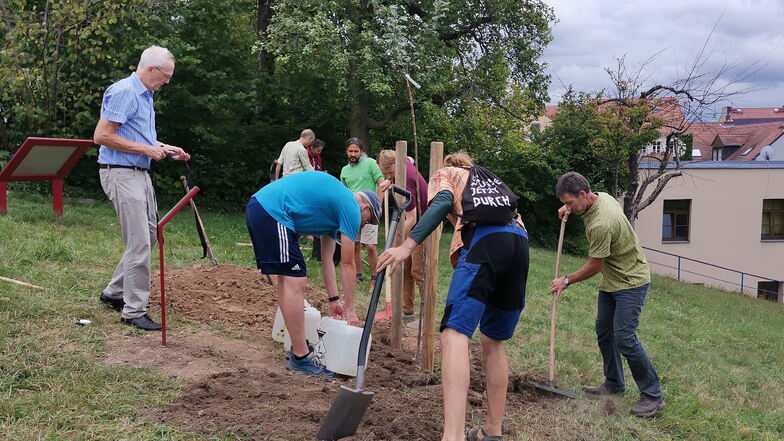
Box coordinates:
[1,191,782,440]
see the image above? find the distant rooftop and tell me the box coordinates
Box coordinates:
[639,160,784,169]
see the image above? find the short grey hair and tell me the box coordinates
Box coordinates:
[300,129,315,139]
[555,172,592,198]
[137,45,175,70]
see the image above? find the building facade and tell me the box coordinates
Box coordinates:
[635,161,784,302]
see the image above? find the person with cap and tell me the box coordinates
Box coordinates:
[246,171,380,376]
[340,137,385,283]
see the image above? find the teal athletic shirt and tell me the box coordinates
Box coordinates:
[253,171,361,241]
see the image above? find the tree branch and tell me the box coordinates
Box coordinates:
[367,102,413,129]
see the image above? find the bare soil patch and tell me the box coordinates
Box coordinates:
[105,264,594,440]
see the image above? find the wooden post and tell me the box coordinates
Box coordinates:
[52,179,63,217]
[391,141,407,350]
[0,182,7,215]
[421,141,443,371]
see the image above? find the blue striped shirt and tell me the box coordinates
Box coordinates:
[97,73,158,168]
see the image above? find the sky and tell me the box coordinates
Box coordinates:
[541,0,784,119]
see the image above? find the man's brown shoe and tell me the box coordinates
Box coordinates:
[582,384,623,395]
[631,396,665,418]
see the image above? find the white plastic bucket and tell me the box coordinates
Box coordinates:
[314,317,371,377]
[271,300,322,351]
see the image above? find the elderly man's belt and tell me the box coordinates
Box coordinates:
[99,164,149,172]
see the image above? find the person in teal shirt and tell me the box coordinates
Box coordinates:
[340,137,384,283]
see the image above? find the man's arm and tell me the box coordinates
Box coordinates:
[319,236,346,318]
[339,233,359,325]
[297,147,314,172]
[549,257,605,299]
[275,162,282,180]
[94,119,166,160]
[94,119,189,161]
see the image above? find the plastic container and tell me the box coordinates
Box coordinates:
[271,300,321,351]
[314,317,371,377]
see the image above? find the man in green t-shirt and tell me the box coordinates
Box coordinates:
[549,172,664,418]
[340,137,384,282]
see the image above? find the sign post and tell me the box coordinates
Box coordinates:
[0,137,93,216]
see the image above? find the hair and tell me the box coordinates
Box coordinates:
[137,45,175,70]
[376,149,396,172]
[555,172,592,198]
[311,138,325,149]
[300,129,315,140]
[443,151,474,167]
[345,137,364,151]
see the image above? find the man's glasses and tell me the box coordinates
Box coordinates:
[153,66,172,81]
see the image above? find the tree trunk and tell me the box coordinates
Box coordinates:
[349,98,371,148]
[256,0,274,73]
[623,150,640,226]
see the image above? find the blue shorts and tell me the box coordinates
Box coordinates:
[245,197,306,277]
[440,224,529,341]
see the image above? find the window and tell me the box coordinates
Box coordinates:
[712,148,722,161]
[662,199,691,241]
[761,199,784,240]
[651,139,662,154]
[757,281,780,302]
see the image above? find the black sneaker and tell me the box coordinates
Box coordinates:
[121,314,162,331]
[356,273,364,283]
[99,293,124,312]
[582,384,624,395]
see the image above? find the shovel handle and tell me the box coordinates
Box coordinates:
[548,217,567,382]
[355,185,409,389]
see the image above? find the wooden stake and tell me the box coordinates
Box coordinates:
[421,141,443,372]
[0,276,44,290]
[391,141,408,350]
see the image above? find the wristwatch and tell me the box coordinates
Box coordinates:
[563,275,571,286]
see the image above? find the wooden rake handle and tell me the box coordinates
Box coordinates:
[548,217,567,382]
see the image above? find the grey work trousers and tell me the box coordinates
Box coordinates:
[99,168,158,319]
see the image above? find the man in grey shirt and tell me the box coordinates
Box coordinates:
[275,129,316,178]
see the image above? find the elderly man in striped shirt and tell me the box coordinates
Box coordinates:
[94,45,190,331]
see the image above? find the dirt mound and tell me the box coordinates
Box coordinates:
[106,264,562,440]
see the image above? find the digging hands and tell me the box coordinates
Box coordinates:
[328,299,345,320]
[377,238,417,276]
[558,204,571,221]
[345,308,360,327]
[549,277,568,300]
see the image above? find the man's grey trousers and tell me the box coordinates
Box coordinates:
[99,168,158,319]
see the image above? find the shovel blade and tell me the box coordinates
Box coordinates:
[531,380,577,399]
[317,385,374,440]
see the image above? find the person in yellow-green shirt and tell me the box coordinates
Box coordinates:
[549,172,664,419]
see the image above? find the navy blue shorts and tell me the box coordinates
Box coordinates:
[246,197,306,277]
[440,224,529,341]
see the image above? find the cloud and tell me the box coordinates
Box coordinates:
[542,0,784,111]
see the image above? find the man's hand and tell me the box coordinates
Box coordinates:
[377,242,415,275]
[549,276,568,300]
[344,307,359,327]
[328,299,345,319]
[146,145,167,160]
[558,205,571,221]
[161,144,191,161]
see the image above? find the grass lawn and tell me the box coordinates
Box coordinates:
[0,191,782,440]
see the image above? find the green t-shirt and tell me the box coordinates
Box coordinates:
[340,157,384,192]
[582,192,650,292]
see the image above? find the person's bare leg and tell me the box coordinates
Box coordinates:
[354,241,363,278]
[480,332,507,438]
[366,244,378,278]
[278,275,309,356]
[440,328,470,441]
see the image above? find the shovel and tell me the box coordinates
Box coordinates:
[317,185,411,441]
[532,217,576,399]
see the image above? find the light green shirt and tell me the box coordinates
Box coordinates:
[277,141,314,177]
[582,192,650,292]
[340,157,383,192]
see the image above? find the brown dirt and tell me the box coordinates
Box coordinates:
[105,264,582,441]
